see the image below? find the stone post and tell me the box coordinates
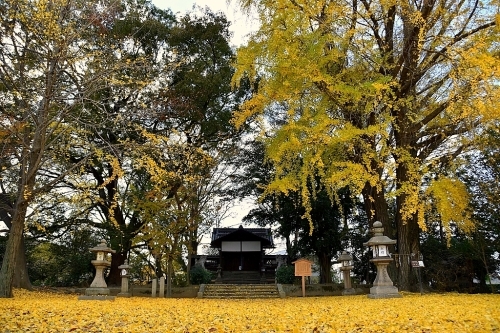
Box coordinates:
[152,278,157,298]
[159,276,165,298]
[215,265,222,284]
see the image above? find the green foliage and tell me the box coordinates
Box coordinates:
[173,272,189,287]
[26,227,98,287]
[421,235,489,293]
[275,265,296,284]
[453,126,500,289]
[189,265,212,285]
[235,140,358,283]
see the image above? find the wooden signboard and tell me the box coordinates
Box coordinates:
[293,258,312,277]
[293,258,313,297]
[411,261,425,268]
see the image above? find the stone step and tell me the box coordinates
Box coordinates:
[201,284,281,299]
[219,271,263,284]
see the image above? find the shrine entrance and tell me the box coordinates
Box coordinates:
[210,225,275,283]
[222,251,261,271]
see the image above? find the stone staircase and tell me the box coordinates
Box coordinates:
[219,270,262,284]
[200,284,282,299]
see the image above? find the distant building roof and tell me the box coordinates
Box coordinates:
[211,225,274,248]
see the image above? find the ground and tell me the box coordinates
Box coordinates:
[1,289,499,332]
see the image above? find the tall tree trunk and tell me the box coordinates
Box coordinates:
[0,200,29,297]
[362,182,392,234]
[317,252,332,284]
[396,215,420,291]
[108,252,125,286]
[166,258,173,298]
[0,123,40,297]
[0,43,59,297]
[0,195,32,290]
[13,238,32,290]
[395,159,420,291]
[186,240,198,286]
[154,255,163,278]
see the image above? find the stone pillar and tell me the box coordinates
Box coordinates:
[215,265,222,284]
[152,278,157,298]
[159,276,165,298]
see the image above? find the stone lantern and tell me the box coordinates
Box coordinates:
[339,251,356,295]
[117,259,131,297]
[79,239,116,300]
[363,221,402,299]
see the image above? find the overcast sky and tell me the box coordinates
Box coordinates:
[151,0,258,46]
[151,0,261,236]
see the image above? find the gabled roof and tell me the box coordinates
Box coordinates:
[211,225,274,248]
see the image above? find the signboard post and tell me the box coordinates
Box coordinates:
[411,259,425,295]
[293,258,313,297]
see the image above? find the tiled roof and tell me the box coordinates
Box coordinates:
[211,225,274,248]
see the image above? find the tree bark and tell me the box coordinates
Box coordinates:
[108,252,125,286]
[317,252,332,284]
[0,200,29,297]
[166,258,173,298]
[396,215,420,291]
[186,240,198,286]
[362,182,392,234]
[0,194,32,290]
[395,160,420,291]
[13,238,32,290]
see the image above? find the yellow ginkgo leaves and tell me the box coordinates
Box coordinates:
[1,289,499,332]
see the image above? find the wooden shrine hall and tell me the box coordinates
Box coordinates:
[192,225,279,284]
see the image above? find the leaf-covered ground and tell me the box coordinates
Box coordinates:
[1,289,499,332]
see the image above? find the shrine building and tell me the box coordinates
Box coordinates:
[192,225,280,284]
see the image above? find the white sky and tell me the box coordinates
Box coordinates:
[151,0,258,47]
[152,0,264,242]
[151,2,278,252]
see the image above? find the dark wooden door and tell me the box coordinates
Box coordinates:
[222,252,241,271]
[242,252,260,271]
[222,252,261,271]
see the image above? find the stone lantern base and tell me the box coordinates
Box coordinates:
[78,288,116,301]
[367,285,402,299]
[342,288,356,296]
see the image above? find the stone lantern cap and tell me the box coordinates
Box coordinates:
[339,251,353,262]
[363,221,396,247]
[118,260,130,270]
[89,239,116,254]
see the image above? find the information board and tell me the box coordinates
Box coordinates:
[293,258,312,277]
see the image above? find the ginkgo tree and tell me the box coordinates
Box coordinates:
[0,0,148,297]
[232,0,500,290]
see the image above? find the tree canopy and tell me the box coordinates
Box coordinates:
[233,0,500,290]
[0,0,244,297]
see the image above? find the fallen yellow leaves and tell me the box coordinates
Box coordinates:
[0,289,499,332]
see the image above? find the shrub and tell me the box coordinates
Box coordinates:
[275,264,296,284]
[189,266,212,285]
[173,272,189,287]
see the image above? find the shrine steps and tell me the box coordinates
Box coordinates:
[201,284,281,299]
[219,270,262,284]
